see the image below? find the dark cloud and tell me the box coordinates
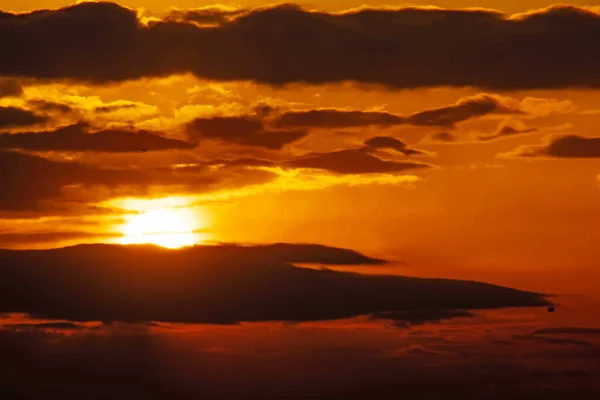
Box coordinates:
[186,96,514,151]
[0,106,47,129]
[369,309,474,328]
[94,104,137,113]
[0,150,149,210]
[364,136,425,155]
[0,243,548,323]
[511,135,600,158]
[539,135,600,158]
[513,334,592,348]
[27,99,74,114]
[428,132,458,142]
[479,125,537,141]
[0,148,297,212]
[0,150,242,211]
[186,116,307,149]
[3,322,89,331]
[0,78,22,98]
[0,231,120,247]
[405,94,520,128]
[236,243,387,265]
[498,126,537,136]
[2,3,600,89]
[0,123,195,152]
[284,148,431,174]
[388,345,450,356]
[276,109,404,129]
[251,103,277,117]
[533,327,600,336]
[275,95,520,130]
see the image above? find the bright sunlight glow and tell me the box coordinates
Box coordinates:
[121,209,197,249]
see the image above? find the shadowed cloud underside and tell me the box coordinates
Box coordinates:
[0,243,548,323]
[1,3,600,89]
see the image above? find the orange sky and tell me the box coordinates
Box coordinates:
[0,0,599,298]
[3,0,598,12]
[2,4,600,400]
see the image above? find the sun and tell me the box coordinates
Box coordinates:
[121,209,197,249]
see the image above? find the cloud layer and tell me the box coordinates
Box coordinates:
[0,106,47,129]
[284,149,431,174]
[506,135,600,158]
[0,243,548,323]
[186,116,307,149]
[204,93,549,132]
[1,3,600,88]
[1,310,599,400]
[0,123,195,152]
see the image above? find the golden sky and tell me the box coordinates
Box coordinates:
[3,0,598,12]
[0,0,599,298]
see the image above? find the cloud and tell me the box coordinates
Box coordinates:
[0,243,548,323]
[237,243,387,265]
[186,116,307,149]
[427,132,458,143]
[363,136,426,156]
[479,125,537,141]
[532,327,600,336]
[0,150,252,212]
[0,78,22,98]
[0,145,422,212]
[284,148,431,174]
[186,167,422,203]
[404,94,521,128]
[275,109,405,129]
[0,123,195,152]
[0,106,48,129]
[0,150,151,210]
[0,231,120,247]
[2,3,600,89]
[387,345,452,357]
[1,319,598,400]
[370,309,474,328]
[27,99,75,115]
[537,135,600,158]
[185,95,521,151]
[478,119,538,141]
[504,135,600,158]
[518,96,576,117]
[94,103,137,113]
[3,321,90,331]
[166,6,247,27]
[513,334,592,348]
[274,94,536,130]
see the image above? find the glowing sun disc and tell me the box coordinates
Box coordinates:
[121,209,196,249]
